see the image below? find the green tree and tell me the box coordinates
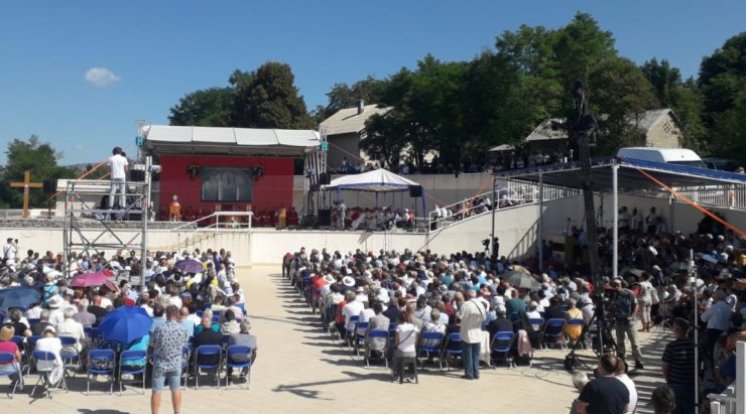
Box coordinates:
[590,57,659,153]
[231,62,315,129]
[641,59,706,150]
[360,111,408,169]
[699,32,746,156]
[0,136,79,208]
[700,33,746,120]
[168,87,234,126]
[554,12,616,100]
[709,88,746,160]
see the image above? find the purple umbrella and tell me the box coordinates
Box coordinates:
[71,270,117,289]
[174,259,203,274]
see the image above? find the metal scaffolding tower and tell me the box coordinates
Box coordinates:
[63,157,154,284]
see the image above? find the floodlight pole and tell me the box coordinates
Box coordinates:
[571,82,600,283]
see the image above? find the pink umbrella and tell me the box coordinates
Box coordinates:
[71,270,117,290]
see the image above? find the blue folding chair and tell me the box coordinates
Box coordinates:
[364,329,389,368]
[10,336,25,362]
[542,318,567,349]
[442,332,463,370]
[193,345,222,389]
[27,335,41,351]
[345,316,360,346]
[29,350,68,398]
[180,345,191,388]
[0,352,23,398]
[27,318,40,327]
[528,318,544,332]
[119,350,147,395]
[86,348,115,394]
[490,331,515,368]
[59,336,80,376]
[417,331,445,370]
[195,310,204,318]
[353,321,369,355]
[224,345,252,389]
[84,327,103,348]
[387,324,398,348]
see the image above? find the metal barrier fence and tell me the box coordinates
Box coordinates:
[428,178,581,231]
[631,184,746,211]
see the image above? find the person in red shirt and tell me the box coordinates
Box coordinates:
[0,325,22,386]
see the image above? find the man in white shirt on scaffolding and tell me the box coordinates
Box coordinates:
[107,147,129,218]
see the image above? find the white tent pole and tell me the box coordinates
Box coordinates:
[691,249,700,414]
[538,172,544,271]
[612,161,619,278]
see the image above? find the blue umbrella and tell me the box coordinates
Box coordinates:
[0,287,41,310]
[99,306,153,344]
[174,259,203,274]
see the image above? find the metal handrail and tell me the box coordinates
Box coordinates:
[169,211,254,232]
[427,178,580,231]
[630,184,746,211]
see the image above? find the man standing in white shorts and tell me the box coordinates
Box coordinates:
[108,146,129,211]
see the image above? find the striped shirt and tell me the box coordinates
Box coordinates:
[662,338,695,386]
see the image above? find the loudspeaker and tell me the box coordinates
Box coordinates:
[43,179,56,194]
[408,185,422,198]
[318,172,330,185]
[318,209,331,226]
[130,170,145,182]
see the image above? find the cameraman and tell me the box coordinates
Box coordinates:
[611,278,644,370]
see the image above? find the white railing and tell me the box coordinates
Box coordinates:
[0,209,55,219]
[169,211,254,233]
[709,391,736,414]
[427,178,581,231]
[632,184,746,211]
[152,211,253,253]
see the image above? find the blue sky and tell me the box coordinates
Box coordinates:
[0,0,744,165]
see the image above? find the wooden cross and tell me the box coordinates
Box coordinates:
[9,170,43,218]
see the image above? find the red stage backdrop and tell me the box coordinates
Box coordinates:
[158,155,294,215]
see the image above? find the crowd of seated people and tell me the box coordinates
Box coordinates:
[284,208,746,410]
[0,242,256,397]
[333,207,415,231]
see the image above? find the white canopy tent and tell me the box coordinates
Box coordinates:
[323,168,420,192]
[322,168,427,218]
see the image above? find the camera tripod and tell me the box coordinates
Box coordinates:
[563,296,621,372]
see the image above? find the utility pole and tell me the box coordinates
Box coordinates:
[571,82,600,283]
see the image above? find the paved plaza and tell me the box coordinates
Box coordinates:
[2,266,671,413]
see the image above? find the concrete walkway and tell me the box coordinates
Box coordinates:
[3,266,670,413]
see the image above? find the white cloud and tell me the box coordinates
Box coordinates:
[84,67,121,87]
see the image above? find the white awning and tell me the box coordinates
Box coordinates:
[323,168,420,192]
[142,125,320,156]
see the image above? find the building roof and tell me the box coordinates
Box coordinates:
[319,104,391,137]
[142,125,320,156]
[525,118,567,142]
[495,156,746,191]
[524,109,678,143]
[635,108,674,131]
